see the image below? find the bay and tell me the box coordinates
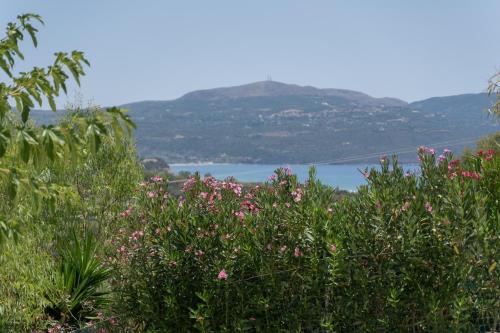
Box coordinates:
[170,163,420,192]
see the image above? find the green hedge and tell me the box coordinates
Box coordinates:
[111,148,499,332]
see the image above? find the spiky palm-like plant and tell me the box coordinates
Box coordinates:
[46,231,112,324]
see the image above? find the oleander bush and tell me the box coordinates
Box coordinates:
[110,148,499,332]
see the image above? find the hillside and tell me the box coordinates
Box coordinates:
[33,81,498,164]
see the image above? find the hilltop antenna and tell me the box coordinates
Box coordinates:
[266,74,273,81]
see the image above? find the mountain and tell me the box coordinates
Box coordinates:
[178,81,408,107]
[33,81,498,164]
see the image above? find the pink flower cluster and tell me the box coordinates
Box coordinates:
[418,146,436,155]
[130,230,144,241]
[120,206,133,218]
[425,202,433,213]
[234,210,245,222]
[447,159,461,179]
[461,170,481,180]
[116,228,146,259]
[291,188,303,203]
[47,324,65,333]
[151,175,164,183]
[241,198,260,214]
[222,181,243,197]
[218,269,228,280]
[182,176,197,192]
[477,149,495,161]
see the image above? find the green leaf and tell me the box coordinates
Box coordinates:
[0,127,10,158]
[7,167,20,199]
[25,24,38,47]
[48,95,57,112]
[0,57,13,77]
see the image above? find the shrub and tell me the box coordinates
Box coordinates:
[111,149,499,332]
[0,109,142,331]
[45,231,112,325]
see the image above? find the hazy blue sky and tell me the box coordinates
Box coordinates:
[2,1,499,106]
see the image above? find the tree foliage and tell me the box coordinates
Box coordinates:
[488,71,500,118]
[0,14,134,242]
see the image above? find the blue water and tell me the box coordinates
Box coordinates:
[170,163,419,192]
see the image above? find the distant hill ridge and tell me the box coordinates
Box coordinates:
[33,81,498,164]
[178,81,408,107]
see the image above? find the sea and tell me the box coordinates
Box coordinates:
[169,163,420,192]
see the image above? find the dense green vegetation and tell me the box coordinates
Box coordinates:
[0,13,499,333]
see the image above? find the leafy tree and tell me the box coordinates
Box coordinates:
[0,14,134,242]
[487,71,500,117]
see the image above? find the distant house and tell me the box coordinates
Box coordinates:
[140,157,170,172]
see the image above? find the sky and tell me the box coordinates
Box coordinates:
[2,1,500,106]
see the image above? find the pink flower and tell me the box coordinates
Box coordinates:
[291,188,303,202]
[182,177,197,192]
[217,269,228,280]
[268,174,277,181]
[294,247,303,257]
[443,148,451,154]
[419,146,436,155]
[401,201,410,211]
[461,171,481,180]
[330,244,337,252]
[130,230,144,241]
[151,175,164,183]
[120,207,133,218]
[425,202,433,213]
[327,207,333,213]
[234,211,245,221]
[147,191,158,198]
